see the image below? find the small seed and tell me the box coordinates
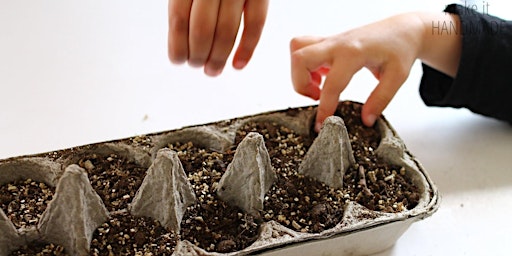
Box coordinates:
[292,220,301,230]
[384,174,395,182]
[83,160,95,171]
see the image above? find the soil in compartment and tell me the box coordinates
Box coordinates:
[235,120,345,233]
[127,135,153,151]
[336,101,421,212]
[77,153,147,212]
[168,142,260,254]
[90,211,177,255]
[235,101,421,233]
[0,178,55,229]
[9,242,65,256]
[5,101,421,255]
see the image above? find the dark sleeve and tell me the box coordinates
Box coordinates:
[419,4,512,123]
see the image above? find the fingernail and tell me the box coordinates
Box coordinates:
[365,114,377,127]
[233,60,247,69]
[205,66,222,77]
[314,122,322,133]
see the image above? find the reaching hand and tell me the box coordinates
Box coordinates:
[290,12,461,131]
[168,0,269,76]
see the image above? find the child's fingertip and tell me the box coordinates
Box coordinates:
[364,114,377,127]
[205,66,222,77]
[314,122,323,133]
[233,59,247,69]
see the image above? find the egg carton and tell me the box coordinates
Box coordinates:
[0,101,439,256]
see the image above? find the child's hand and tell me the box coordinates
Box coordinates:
[290,12,461,131]
[168,0,269,76]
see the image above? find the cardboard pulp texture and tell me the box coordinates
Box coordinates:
[0,101,440,256]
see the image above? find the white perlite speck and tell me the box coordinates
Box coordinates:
[298,116,355,189]
[216,132,277,216]
[129,148,196,234]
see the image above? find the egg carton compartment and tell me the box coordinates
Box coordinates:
[0,101,439,256]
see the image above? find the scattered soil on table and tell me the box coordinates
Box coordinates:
[90,211,177,256]
[168,142,260,253]
[77,153,147,212]
[0,178,55,229]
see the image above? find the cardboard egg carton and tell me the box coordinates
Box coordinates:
[0,101,439,255]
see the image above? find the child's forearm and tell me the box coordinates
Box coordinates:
[416,12,462,77]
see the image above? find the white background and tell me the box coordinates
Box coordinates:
[1,1,511,255]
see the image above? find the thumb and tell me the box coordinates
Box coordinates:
[290,37,330,100]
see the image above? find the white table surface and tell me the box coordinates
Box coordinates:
[1,1,511,255]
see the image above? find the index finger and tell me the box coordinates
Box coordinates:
[232,0,269,69]
[315,60,359,132]
[168,0,193,64]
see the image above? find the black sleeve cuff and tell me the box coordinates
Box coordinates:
[419,4,512,123]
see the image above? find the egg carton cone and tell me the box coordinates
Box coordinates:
[0,101,439,256]
[216,132,277,217]
[38,164,109,255]
[0,158,108,255]
[298,115,356,189]
[129,147,196,234]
